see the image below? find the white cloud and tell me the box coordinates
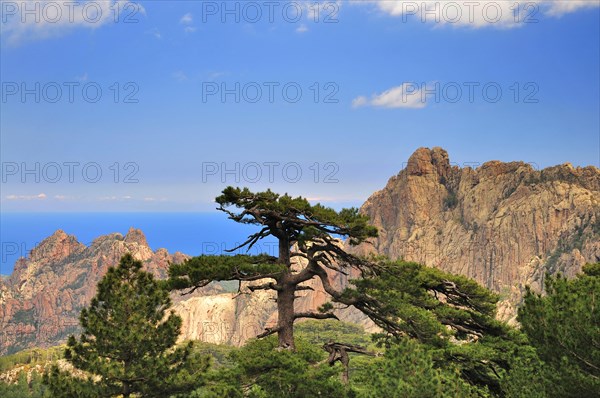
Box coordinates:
[296,24,308,33]
[149,28,162,39]
[369,0,600,29]
[352,96,368,108]
[172,70,188,82]
[1,1,146,46]
[180,12,193,25]
[353,83,428,109]
[545,0,600,16]
[6,193,47,200]
[179,12,196,33]
[208,71,226,79]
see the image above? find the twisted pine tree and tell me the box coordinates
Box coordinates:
[45,253,208,397]
[168,187,378,350]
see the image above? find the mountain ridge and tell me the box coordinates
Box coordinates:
[1,147,598,354]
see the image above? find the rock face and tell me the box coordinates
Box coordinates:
[355,147,600,321]
[0,228,193,355]
[173,252,375,346]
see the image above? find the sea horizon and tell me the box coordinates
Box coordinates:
[0,212,278,276]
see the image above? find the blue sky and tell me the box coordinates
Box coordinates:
[1,0,599,212]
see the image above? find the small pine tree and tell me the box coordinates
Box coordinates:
[44,253,208,397]
[518,263,600,397]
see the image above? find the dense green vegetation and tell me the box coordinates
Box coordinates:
[0,346,64,372]
[2,267,599,397]
[0,188,597,397]
[518,263,600,397]
[0,371,48,398]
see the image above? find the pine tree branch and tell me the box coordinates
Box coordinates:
[294,312,339,321]
[247,282,281,292]
[256,327,280,339]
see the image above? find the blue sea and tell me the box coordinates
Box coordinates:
[0,212,278,275]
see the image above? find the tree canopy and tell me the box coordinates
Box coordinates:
[45,254,209,397]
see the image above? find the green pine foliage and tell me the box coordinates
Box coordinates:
[43,253,210,397]
[215,187,378,245]
[229,336,350,398]
[340,259,534,395]
[518,263,600,397]
[342,259,503,346]
[354,338,481,398]
[168,254,285,293]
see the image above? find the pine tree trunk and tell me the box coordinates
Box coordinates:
[276,235,296,349]
[277,284,296,350]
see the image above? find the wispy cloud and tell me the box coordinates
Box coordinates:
[148,28,162,40]
[172,70,188,82]
[99,195,137,201]
[75,72,88,82]
[296,24,308,34]
[180,12,193,25]
[353,83,427,109]
[1,1,146,46]
[208,71,226,79]
[5,193,47,201]
[180,12,196,33]
[143,197,167,202]
[368,0,600,29]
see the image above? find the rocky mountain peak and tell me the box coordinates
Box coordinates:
[29,230,84,264]
[0,229,191,355]
[359,148,600,322]
[406,147,450,178]
[124,227,148,247]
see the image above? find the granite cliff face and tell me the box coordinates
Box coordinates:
[355,147,600,321]
[173,255,374,346]
[0,228,191,355]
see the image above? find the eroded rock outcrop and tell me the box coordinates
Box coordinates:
[354,147,600,322]
[0,228,194,355]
